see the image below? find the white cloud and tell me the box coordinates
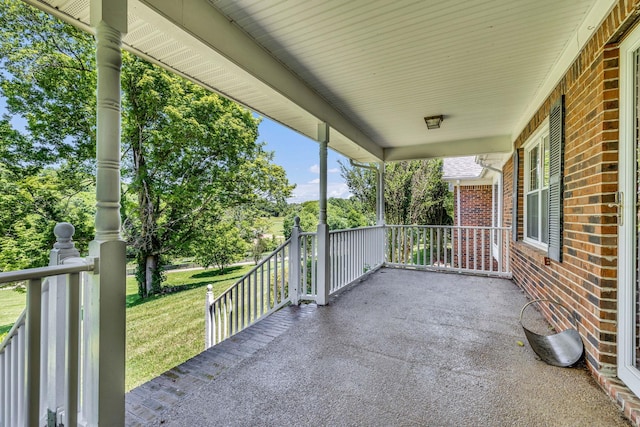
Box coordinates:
[327,183,351,198]
[288,182,352,203]
[309,164,339,174]
[309,178,320,184]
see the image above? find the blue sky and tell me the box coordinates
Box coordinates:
[0,95,351,203]
[256,116,351,203]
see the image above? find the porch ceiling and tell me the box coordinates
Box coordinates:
[29,0,614,162]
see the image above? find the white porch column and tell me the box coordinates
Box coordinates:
[86,1,127,425]
[316,123,331,305]
[376,161,385,225]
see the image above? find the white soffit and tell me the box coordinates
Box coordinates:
[209,0,607,158]
[25,0,612,162]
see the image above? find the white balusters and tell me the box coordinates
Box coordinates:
[383,225,511,276]
[0,223,95,427]
[205,239,292,349]
[328,226,386,294]
[204,223,511,349]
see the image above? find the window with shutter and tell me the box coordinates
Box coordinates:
[523,123,550,250]
[547,96,565,261]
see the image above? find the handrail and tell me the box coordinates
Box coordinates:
[209,238,291,307]
[385,224,511,277]
[385,224,511,231]
[205,239,292,348]
[0,260,95,352]
[0,256,94,427]
[205,223,512,349]
[329,225,384,234]
[0,261,95,284]
[329,226,385,294]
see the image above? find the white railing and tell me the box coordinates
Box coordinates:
[385,225,511,276]
[0,259,95,427]
[0,310,25,427]
[329,226,385,294]
[204,222,512,349]
[205,239,291,349]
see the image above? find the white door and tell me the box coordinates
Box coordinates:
[618,29,640,396]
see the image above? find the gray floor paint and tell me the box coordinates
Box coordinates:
[128,268,630,426]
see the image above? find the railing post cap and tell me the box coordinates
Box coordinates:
[294,216,300,227]
[207,284,213,292]
[54,222,75,249]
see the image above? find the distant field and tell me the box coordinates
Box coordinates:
[266,216,285,237]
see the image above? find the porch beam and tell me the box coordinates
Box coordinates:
[86,1,128,425]
[383,135,512,161]
[316,123,330,306]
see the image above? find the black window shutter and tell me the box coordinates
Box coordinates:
[512,149,519,242]
[548,95,565,261]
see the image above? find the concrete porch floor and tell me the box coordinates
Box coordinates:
[126,268,630,426]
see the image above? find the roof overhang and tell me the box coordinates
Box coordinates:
[24,0,616,163]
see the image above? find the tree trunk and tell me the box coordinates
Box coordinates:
[145,254,157,295]
[132,133,162,297]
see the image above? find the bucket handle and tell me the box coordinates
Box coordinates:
[519,299,579,331]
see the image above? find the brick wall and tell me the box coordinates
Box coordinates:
[453,185,497,270]
[504,0,640,405]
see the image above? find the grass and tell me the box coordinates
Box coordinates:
[0,286,26,341]
[125,265,252,390]
[0,265,252,391]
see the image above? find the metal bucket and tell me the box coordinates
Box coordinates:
[519,299,584,367]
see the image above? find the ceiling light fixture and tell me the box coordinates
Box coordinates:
[424,115,444,130]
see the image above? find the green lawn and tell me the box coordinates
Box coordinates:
[0,265,251,391]
[0,286,26,340]
[125,265,251,390]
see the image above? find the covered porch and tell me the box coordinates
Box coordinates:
[2,0,639,425]
[127,268,629,426]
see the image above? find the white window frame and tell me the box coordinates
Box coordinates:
[523,122,550,251]
[618,23,640,398]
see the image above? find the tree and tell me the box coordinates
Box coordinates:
[0,0,96,173]
[0,167,95,271]
[0,119,95,272]
[121,53,262,295]
[244,217,272,264]
[121,55,294,296]
[339,159,453,226]
[0,0,294,297]
[192,221,248,273]
[282,198,371,238]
